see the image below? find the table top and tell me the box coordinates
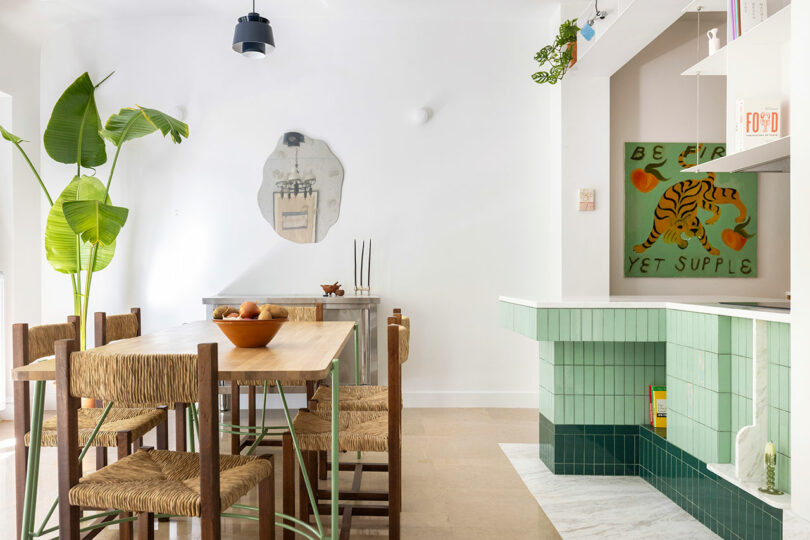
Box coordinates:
[12,320,355,382]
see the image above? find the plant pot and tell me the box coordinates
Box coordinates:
[568,40,577,68]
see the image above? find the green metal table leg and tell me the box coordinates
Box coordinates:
[21,381,45,540]
[277,382,325,539]
[331,358,339,539]
[188,405,196,452]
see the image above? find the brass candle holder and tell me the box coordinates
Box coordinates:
[759,441,784,496]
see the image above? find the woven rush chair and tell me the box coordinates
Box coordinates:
[228,303,324,455]
[13,316,167,540]
[55,340,276,540]
[285,314,409,540]
[94,308,170,469]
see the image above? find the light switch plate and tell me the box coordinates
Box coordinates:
[578,189,595,211]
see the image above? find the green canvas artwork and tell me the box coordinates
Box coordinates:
[624,142,757,278]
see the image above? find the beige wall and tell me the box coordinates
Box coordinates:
[609,14,790,297]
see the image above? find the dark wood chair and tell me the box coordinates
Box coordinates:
[55,340,275,539]
[13,316,167,540]
[284,313,409,539]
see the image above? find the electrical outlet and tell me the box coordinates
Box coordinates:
[578,189,595,211]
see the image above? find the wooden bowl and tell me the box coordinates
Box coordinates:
[213,318,288,348]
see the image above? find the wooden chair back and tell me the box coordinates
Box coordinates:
[13,316,80,367]
[55,340,222,535]
[94,307,141,346]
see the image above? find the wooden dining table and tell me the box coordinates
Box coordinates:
[13,319,355,540]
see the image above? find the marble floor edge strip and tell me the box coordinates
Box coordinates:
[499,443,719,539]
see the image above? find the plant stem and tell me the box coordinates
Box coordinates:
[11,142,53,205]
[71,273,81,317]
[104,142,124,204]
[80,244,99,351]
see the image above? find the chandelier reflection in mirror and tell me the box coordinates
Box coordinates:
[258,132,344,243]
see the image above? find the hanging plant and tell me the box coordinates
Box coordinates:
[532,19,580,85]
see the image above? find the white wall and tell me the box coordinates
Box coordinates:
[0,17,43,416]
[38,9,557,407]
[609,16,791,297]
[789,0,809,522]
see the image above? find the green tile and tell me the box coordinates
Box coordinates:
[564,365,574,394]
[779,410,789,453]
[655,365,665,385]
[559,310,571,341]
[563,342,573,364]
[605,366,614,394]
[574,342,584,365]
[564,396,574,423]
[592,310,604,341]
[594,396,604,424]
[624,396,634,423]
[718,316,731,354]
[614,396,625,424]
[538,309,549,340]
[584,396,595,423]
[614,366,625,395]
[615,310,626,341]
[615,342,626,365]
[585,366,594,394]
[718,392,731,431]
[554,365,564,394]
[768,364,778,408]
[575,395,584,424]
[605,343,615,365]
[718,354,730,392]
[626,310,637,341]
[554,395,565,424]
[604,394,614,423]
[659,309,667,341]
[643,342,655,366]
[582,310,593,341]
[574,366,584,394]
[637,309,648,340]
[647,309,658,340]
[634,366,644,395]
[604,310,615,340]
[593,342,604,366]
[548,309,560,340]
[768,407,779,445]
[498,301,514,329]
[571,309,582,341]
[780,365,790,412]
[594,366,605,395]
[582,342,592,365]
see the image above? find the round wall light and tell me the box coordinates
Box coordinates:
[233,2,275,59]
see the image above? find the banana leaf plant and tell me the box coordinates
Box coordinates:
[0,72,188,349]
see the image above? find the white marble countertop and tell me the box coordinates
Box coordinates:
[498,296,791,323]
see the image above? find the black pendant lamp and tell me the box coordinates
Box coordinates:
[233,0,275,59]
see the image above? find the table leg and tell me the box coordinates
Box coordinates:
[330,358,339,540]
[21,381,46,540]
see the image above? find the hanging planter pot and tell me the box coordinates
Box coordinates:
[531,18,580,85]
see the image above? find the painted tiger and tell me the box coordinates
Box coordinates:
[633,145,747,256]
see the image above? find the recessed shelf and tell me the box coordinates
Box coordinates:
[681,47,726,76]
[681,136,790,173]
[682,0,727,12]
[707,463,791,509]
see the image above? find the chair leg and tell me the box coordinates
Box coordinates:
[95,446,108,470]
[137,512,154,540]
[248,385,257,433]
[155,409,169,522]
[117,431,134,540]
[13,379,29,540]
[389,443,402,540]
[282,433,295,540]
[231,382,241,455]
[259,474,275,540]
[298,451,313,525]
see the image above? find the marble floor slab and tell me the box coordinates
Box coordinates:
[500,443,719,539]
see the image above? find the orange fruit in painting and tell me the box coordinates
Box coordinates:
[722,229,748,251]
[631,168,658,193]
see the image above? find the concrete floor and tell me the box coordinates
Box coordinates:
[0,408,561,539]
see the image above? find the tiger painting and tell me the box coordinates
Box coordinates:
[633,145,747,256]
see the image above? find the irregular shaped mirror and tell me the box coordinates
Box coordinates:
[258,131,344,243]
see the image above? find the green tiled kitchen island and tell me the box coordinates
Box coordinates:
[499,297,791,540]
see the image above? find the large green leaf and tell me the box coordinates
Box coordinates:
[62,200,129,246]
[43,72,107,167]
[45,176,117,273]
[101,106,188,146]
[0,123,24,144]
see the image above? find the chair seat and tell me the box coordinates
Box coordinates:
[293,410,389,453]
[25,407,167,448]
[312,385,389,412]
[69,449,273,517]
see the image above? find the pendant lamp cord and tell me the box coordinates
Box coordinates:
[253,0,256,12]
[696,7,701,169]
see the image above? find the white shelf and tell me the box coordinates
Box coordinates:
[682,0,727,12]
[681,4,791,78]
[570,0,692,78]
[707,463,791,509]
[681,47,726,76]
[681,136,790,173]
